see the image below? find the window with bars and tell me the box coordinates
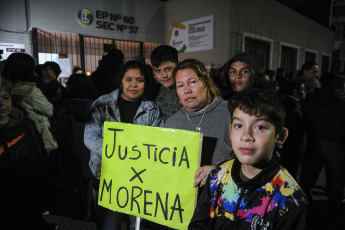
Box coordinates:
[281,45,298,74]
[305,51,317,63]
[321,55,330,74]
[244,37,271,74]
[36,29,81,77]
[34,28,160,77]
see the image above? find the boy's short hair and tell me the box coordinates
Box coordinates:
[228,89,285,133]
[150,45,178,68]
[43,61,62,77]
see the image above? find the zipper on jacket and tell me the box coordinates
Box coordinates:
[234,186,246,217]
[232,186,247,229]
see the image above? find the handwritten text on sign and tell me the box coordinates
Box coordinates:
[98,122,201,230]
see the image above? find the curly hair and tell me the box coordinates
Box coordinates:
[228,88,285,134]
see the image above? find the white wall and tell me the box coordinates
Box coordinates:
[28,0,166,43]
[0,0,28,32]
[228,0,334,69]
[0,31,32,57]
[0,0,166,57]
[0,0,336,70]
[0,0,32,56]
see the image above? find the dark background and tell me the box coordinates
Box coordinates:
[276,0,333,28]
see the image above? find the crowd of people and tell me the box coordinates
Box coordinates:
[0,45,344,230]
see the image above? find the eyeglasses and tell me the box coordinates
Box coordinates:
[153,66,174,75]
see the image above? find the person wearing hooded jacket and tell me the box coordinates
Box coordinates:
[222,52,271,100]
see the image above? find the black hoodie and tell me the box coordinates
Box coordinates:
[222,52,272,99]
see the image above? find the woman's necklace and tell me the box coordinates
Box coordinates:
[186,105,209,132]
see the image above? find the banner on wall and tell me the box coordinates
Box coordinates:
[169,15,214,53]
[0,43,25,61]
[98,122,202,230]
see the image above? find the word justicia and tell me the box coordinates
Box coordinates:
[104,128,191,169]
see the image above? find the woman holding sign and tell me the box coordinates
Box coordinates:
[164,59,233,188]
[84,60,164,230]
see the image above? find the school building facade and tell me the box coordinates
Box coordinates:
[0,0,337,76]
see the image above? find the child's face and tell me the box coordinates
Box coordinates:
[229,108,282,167]
[0,90,12,125]
[228,61,253,92]
[152,61,176,88]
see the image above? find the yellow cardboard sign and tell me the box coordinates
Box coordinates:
[99,122,201,230]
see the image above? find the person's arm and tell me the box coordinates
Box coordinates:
[273,204,309,230]
[193,165,214,187]
[84,106,104,159]
[31,87,53,117]
[150,104,164,127]
[188,175,213,230]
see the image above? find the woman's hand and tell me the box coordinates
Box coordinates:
[193,165,213,187]
[96,168,101,180]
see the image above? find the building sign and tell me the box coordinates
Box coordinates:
[169,15,214,53]
[330,0,345,26]
[99,122,202,230]
[0,43,25,61]
[77,9,93,26]
[77,8,139,34]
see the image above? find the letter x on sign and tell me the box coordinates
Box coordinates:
[129,167,146,183]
